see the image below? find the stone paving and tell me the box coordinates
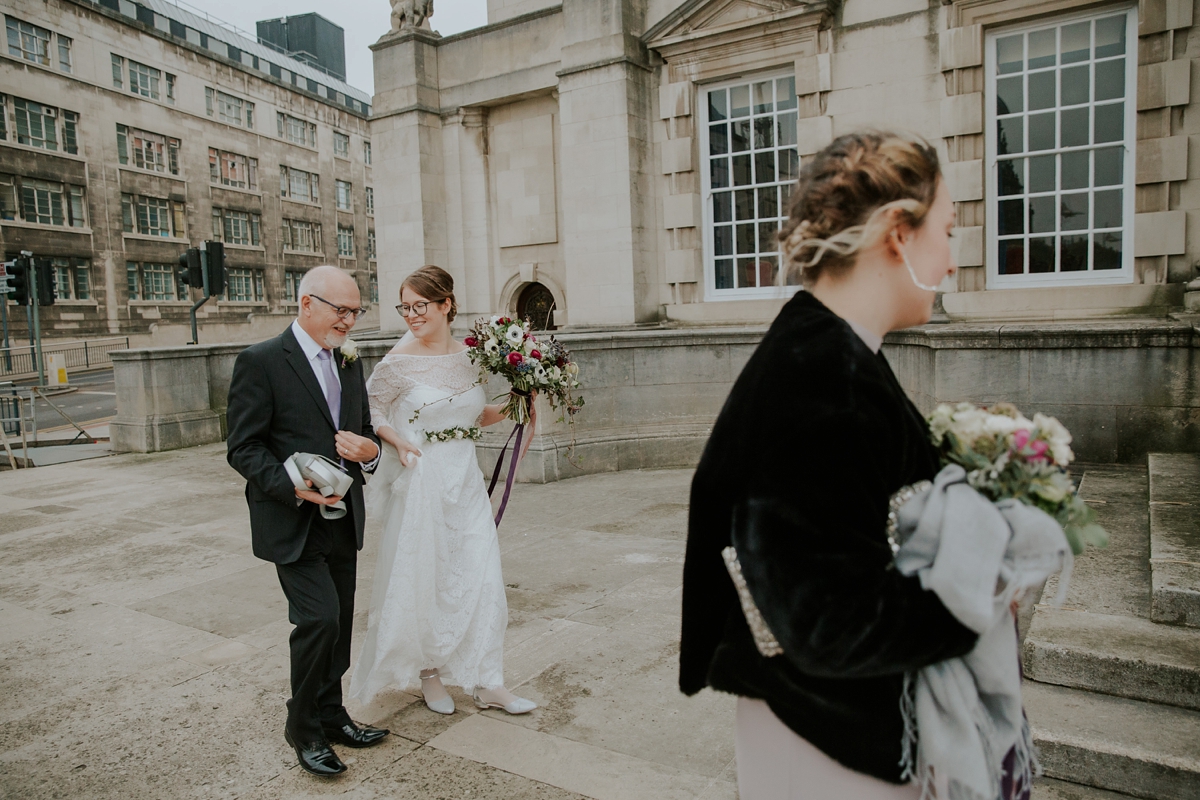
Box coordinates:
[0,445,736,799]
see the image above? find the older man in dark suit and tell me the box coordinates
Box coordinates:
[226,265,388,776]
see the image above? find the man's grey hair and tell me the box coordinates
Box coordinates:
[298,265,355,302]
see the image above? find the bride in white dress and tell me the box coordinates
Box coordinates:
[349,265,537,716]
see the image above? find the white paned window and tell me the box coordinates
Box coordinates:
[121,193,184,238]
[283,219,321,253]
[281,166,319,203]
[284,269,306,302]
[336,180,352,211]
[142,263,177,301]
[129,59,161,99]
[14,98,57,151]
[334,131,349,158]
[6,17,50,66]
[278,112,316,147]
[337,224,355,257]
[225,268,264,302]
[212,208,261,246]
[208,148,258,189]
[57,34,71,72]
[112,54,124,88]
[986,8,1136,287]
[363,141,372,165]
[367,229,376,260]
[119,125,180,174]
[48,258,89,300]
[365,187,374,216]
[701,74,800,298]
[210,89,252,127]
[20,179,64,225]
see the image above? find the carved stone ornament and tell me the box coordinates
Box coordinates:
[391,0,434,32]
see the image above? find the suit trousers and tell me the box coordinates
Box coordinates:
[276,511,357,742]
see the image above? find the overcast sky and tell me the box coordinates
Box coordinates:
[185,0,489,95]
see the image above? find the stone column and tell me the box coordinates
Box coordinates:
[370,28,446,333]
[556,0,658,326]
[457,108,495,319]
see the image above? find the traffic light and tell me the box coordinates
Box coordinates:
[35,258,55,306]
[204,241,227,297]
[177,248,202,292]
[9,256,29,306]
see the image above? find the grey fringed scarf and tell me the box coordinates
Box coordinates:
[892,465,1073,800]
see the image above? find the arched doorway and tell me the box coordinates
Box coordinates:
[517,282,557,330]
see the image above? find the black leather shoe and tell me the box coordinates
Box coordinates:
[285,728,347,776]
[322,719,389,748]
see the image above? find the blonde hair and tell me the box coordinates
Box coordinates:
[777,131,941,285]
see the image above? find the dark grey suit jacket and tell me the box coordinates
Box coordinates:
[226,325,380,564]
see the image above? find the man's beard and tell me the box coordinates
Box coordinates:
[324,330,348,349]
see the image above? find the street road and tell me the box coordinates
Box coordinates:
[15,369,116,432]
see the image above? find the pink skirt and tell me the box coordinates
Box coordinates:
[736,698,921,800]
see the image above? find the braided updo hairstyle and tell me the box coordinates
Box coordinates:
[401,265,458,322]
[777,131,941,286]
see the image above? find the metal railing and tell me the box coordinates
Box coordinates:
[0,337,129,381]
[0,383,30,467]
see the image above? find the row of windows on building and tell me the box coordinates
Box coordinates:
[126,261,378,305]
[0,168,375,260]
[6,14,372,160]
[2,254,380,308]
[82,0,371,115]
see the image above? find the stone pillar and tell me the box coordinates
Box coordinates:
[457,108,495,319]
[556,0,658,326]
[370,28,446,333]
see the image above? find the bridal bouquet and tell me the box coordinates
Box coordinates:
[927,402,1108,555]
[463,316,584,426]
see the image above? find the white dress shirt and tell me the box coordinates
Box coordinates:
[290,319,379,471]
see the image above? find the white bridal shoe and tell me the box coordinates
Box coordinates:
[420,669,455,715]
[473,687,538,715]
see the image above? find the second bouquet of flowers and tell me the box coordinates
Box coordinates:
[927,402,1108,555]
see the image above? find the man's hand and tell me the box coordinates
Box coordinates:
[295,479,343,506]
[335,430,380,463]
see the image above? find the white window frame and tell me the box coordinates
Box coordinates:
[698,71,802,301]
[984,5,1137,289]
[336,180,353,211]
[333,131,349,159]
[337,224,355,257]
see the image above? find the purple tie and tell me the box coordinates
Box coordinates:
[317,349,342,427]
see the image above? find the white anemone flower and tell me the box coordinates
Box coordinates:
[505,325,524,346]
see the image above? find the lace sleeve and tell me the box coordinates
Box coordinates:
[366,360,415,432]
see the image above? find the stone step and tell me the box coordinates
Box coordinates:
[1148,454,1200,628]
[1024,681,1200,800]
[1023,606,1200,711]
[1033,777,1142,800]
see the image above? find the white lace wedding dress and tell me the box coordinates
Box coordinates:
[348,349,508,704]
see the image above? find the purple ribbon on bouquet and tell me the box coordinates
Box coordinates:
[486,388,534,527]
[486,422,524,527]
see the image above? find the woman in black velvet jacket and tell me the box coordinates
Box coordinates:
[680,132,979,796]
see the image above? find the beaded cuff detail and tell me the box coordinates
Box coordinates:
[721,546,783,658]
[886,480,932,555]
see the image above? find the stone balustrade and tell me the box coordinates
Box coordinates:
[111,318,1200,473]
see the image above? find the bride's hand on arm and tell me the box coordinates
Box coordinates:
[377,425,422,467]
[479,403,507,428]
[480,390,538,428]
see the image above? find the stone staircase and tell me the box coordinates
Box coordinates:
[1025,456,1200,800]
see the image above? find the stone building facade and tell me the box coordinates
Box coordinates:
[369,0,1200,333]
[0,0,378,346]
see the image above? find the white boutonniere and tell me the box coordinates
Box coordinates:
[339,338,359,368]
